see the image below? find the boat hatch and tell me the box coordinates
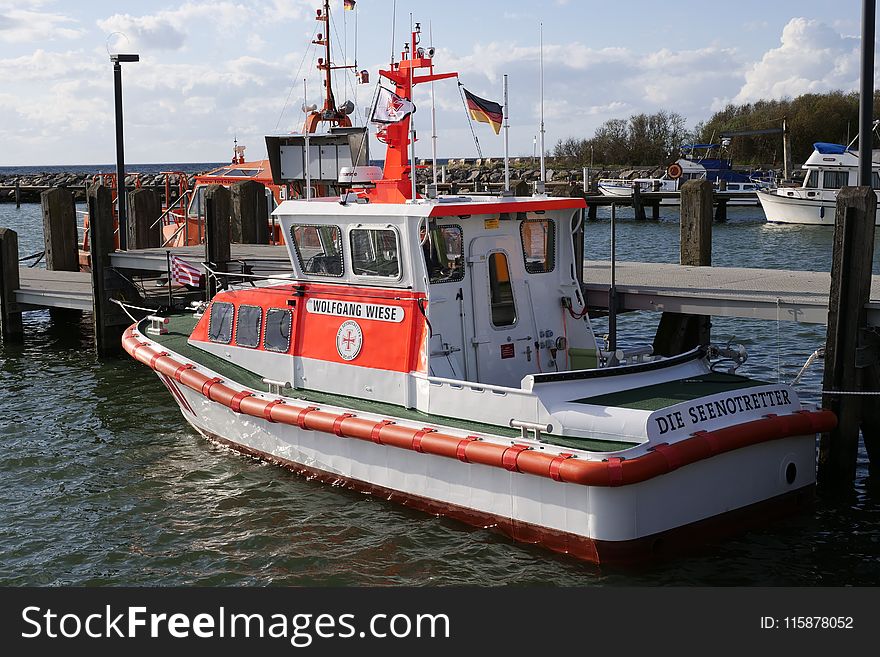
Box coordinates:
[572,372,765,410]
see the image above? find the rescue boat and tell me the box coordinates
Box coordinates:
[123,22,835,564]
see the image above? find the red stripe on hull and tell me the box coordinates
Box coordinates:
[198,427,814,565]
[123,326,836,489]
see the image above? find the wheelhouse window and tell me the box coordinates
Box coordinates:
[520,219,555,273]
[872,172,880,189]
[235,305,262,348]
[208,301,234,344]
[423,224,464,284]
[823,170,849,189]
[290,224,343,276]
[805,170,819,188]
[488,252,516,327]
[264,308,292,353]
[187,185,206,219]
[350,228,400,278]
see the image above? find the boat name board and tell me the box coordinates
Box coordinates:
[647,384,800,443]
[306,298,404,323]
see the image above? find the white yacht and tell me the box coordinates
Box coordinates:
[757,142,880,225]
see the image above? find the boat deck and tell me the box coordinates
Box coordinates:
[146,314,638,453]
[575,372,766,411]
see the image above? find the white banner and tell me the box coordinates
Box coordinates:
[371,87,415,124]
[306,298,404,323]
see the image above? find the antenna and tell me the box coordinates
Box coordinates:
[304,78,312,200]
[390,0,397,66]
[430,22,438,187]
[409,13,417,203]
[539,22,546,185]
[503,74,510,192]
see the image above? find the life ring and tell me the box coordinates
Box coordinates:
[667,163,683,180]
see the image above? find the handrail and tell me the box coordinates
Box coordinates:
[160,219,189,248]
[151,190,191,230]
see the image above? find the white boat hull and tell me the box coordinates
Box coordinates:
[758,189,880,225]
[598,181,760,206]
[156,362,817,563]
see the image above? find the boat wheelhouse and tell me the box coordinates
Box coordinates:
[757,142,880,225]
[123,17,835,564]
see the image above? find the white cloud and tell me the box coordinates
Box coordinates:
[98,13,187,51]
[734,18,860,103]
[97,1,315,51]
[0,49,102,81]
[0,7,83,43]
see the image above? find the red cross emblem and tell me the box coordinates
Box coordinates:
[336,320,363,361]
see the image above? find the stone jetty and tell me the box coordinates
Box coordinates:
[0,171,193,203]
[1,161,672,203]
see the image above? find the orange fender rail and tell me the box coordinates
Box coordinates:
[123,327,837,488]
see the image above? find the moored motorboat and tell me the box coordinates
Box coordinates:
[758,141,880,225]
[123,18,835,564]
[598,144,773,206]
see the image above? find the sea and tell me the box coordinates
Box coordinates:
[0,163,226,177]
[1,172,879,586]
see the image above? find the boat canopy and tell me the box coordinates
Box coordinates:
[813,142,851,155]
[682,144,720,150]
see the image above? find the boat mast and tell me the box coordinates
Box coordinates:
[409,15,417,202]
[430,22,438,187]
[539,23,546,185]
[304,0,353,133]
[369,23,457,203]
[304,78,312,200]
[503,74,510,191]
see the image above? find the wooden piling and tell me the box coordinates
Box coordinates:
[126,188,161,250]
[652,179,712,356]
[41,187,80,323]
[714,194,728,222]
[631,182,646,220]
[650,201,660,220]
[41,188,79,272]
[819,186,878,485]
[205,184,231,299]
[230,180,269,245]
[88,184,131,355]
[0,227,23,342]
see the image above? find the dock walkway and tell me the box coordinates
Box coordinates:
[11,244,880,326]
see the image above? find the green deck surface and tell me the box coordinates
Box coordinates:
[574,372,767,411]
[144,314,636,453]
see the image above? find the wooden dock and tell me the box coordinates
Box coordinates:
[10,246,880,327]
[580,261,880,326]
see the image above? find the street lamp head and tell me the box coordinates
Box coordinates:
[110,54,139,63]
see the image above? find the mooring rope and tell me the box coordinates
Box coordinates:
[19,250,45,267]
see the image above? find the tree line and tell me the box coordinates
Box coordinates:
[553,90,880,168]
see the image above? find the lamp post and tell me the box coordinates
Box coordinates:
[110,53,139,250]
[858,0,875,186]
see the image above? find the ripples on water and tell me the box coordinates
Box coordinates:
[1,203,878,586]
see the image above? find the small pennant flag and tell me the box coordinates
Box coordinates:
[463,88,503,135]
[344,0,356,9]
[371,86,415,124]
[171,255,203,287]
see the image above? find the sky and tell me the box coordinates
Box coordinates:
[0,0,872,165]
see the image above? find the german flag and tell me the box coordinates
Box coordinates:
[463,88,503,135]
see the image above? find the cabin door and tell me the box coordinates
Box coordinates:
[467,235,535,386]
